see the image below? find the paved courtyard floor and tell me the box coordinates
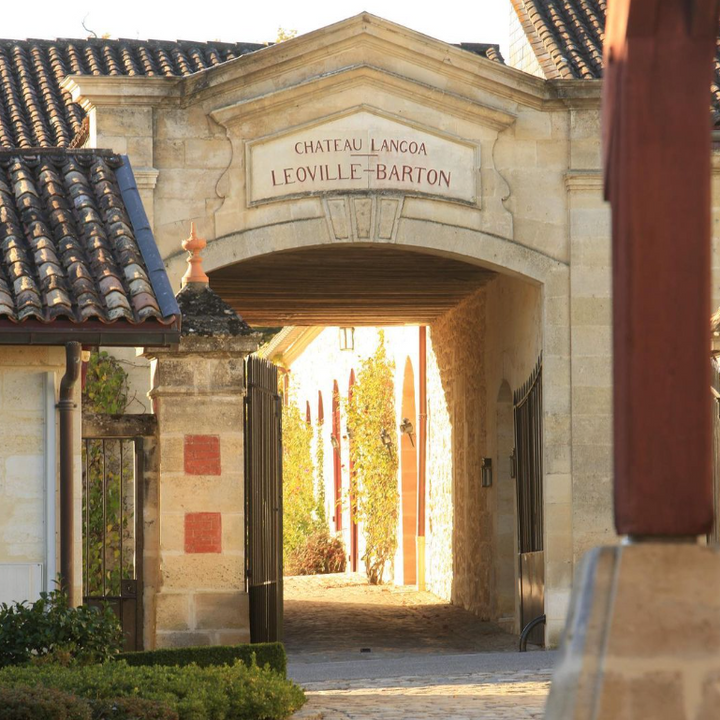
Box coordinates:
[292,668,553,720]
[285,574,555,719]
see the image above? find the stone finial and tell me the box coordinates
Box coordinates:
[181,223,209,288]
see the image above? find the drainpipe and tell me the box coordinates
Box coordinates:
[417,326,427,591]
[44,372,57,593]
[58,341,81,605]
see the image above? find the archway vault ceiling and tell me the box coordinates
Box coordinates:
[208,245,496,326]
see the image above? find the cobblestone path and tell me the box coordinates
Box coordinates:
[284,573,528,660]
[292,669,552,719]
[286,574,552,718]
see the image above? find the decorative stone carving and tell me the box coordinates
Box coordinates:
[322,194,404,243]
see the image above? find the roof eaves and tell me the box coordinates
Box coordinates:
[259,326,299,360]
[0,319,180,346]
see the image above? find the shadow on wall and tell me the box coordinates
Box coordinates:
[428,288,490,617]
[425,275,541,627]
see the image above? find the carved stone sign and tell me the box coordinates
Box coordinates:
[246,110,478,205]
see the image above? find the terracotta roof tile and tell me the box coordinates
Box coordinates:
[0,149,175,329]
[512,0,605,80]
[0,38,264,149]
[457,43,505,63]
[513,1,720,124]
[0,36,504,150]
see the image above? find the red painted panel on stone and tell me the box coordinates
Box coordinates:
[185,512,222,553]
[184,434,221,475]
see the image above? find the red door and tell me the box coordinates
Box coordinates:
[348,370,358,571]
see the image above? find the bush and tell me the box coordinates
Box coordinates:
[0,661,305,720]
[0,686,91,720]
[282,398,316,566]
[285,527,346,576]
[0,590,122,668]
[90,698,177,720]
[117,642,287,676]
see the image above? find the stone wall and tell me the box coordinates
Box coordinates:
[424,329,454,602]
[73,15,598,644]
[484,274,544,629]
[144,335,255,647]
[425,278,543,623]
[567,169,614,561]
[427,290,491,616]
[282,325,421,583]
[0,346,81,605]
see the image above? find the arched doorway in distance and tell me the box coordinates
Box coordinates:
[400,356,418,585]
[348,369,359,572]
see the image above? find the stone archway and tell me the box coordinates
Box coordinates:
[164,209,572,645]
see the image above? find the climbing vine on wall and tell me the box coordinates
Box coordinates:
[346,332,398,584]
[82,350,129,415]
[81,351,133,596]
[314,421,327,525]
[281,395,317,566]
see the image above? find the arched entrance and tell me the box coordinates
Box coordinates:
[165,210,571,647]
[348,369,359,572]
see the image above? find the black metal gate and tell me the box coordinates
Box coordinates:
[514,356,544,646]
[82,436,143,651]
[245,355,283,643]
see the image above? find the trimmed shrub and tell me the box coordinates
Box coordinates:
[0,590,122,668]
[0,660,305,720]
[117,642,286,676]
[0,686,91,720]
[285,528,346,576]
[90,698,177,720]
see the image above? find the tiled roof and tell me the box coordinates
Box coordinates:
[511,0,605,80]
[0,38,264,149]
[0,36,505,151]
[458,43,504,63]
[0,148,179,338]
[512,1,720,123]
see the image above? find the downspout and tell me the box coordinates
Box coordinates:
[44,372,57,592]
[417,326,427,591]
[58,341,81,605]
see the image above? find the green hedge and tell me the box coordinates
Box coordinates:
[91,697,178,720]
[0,686,91,720]
[117,642,286,676]
[0,661,304,720]
[0,683,181,720]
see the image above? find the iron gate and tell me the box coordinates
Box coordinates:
[245,355,283,643]
[514,356,544,646]
[82,436,143,651]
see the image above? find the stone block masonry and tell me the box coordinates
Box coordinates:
[144,331,258,648]
[185,512,222,554]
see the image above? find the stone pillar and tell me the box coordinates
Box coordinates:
[546,2,720,717]
[143,227,258,648]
